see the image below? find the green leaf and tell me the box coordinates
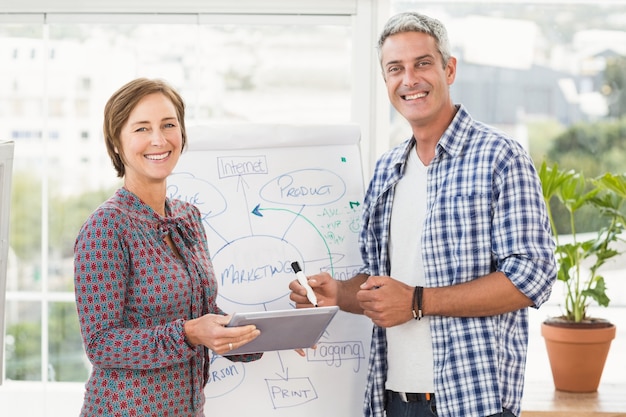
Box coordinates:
[582,277,611,307]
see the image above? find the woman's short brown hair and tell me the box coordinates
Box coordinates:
[103,78,187,178]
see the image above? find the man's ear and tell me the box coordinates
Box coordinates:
[446,56,457,85]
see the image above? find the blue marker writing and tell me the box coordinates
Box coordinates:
[291,261,318,307]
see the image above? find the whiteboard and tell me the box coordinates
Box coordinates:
[166,124,371,417]
[0,141,15,386]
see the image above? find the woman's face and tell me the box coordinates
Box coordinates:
[118,92,183,188]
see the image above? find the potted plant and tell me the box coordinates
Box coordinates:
[538,161,625,392]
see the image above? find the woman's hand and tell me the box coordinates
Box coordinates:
[184,313,260,355]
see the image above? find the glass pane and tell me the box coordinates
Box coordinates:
[389,2,626,152]
[48,302,89,382]
[4,300,42,381]
[8,170,43,291]
[193,24,352,123]
[2,22,45,293]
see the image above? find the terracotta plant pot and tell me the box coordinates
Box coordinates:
[541,319,616,393]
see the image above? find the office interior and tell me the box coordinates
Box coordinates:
[1,0,625,415]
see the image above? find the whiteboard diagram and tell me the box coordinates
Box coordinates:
[166,124,372,417]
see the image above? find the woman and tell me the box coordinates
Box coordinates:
[74,78,261,416]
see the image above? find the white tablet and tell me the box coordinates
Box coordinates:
[225,306,339,355]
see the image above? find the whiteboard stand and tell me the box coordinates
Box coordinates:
[0,141,15,385]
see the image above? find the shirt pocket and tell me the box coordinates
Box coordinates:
[447,193,493,278]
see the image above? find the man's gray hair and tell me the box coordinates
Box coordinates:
[377,12,451,68]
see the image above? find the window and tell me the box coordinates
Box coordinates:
[1,9,361,416]
[389,1,626,152]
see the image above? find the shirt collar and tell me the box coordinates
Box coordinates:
[436,104,473,159]
[392,104,473,170]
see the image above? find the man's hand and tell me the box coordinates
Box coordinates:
[289,271,338,308]
[357,276,415,328]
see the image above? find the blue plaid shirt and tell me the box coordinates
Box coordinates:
[360,105,556,417]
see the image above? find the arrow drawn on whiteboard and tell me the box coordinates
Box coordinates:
[275,353,289,381]
[250,204,335,275]
[236,175,250,193]
[282,205,305,241]
[274,368,289,381]
[236,176,254,235]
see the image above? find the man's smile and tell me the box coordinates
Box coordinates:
[403,92,428,101]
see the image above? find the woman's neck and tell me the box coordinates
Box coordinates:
[124,180,167,217]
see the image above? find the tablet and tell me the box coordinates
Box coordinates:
[224,306,339,355]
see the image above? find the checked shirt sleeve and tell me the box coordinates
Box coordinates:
[492,152,557,308]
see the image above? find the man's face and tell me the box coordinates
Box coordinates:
[380,31,456,128]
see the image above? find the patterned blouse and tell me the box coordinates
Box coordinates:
[74,187,260,417]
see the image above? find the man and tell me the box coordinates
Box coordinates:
[289,12,556,417]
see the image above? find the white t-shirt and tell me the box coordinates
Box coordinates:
[385,146,435,393]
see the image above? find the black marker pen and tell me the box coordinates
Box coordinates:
[291,261,318,307]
